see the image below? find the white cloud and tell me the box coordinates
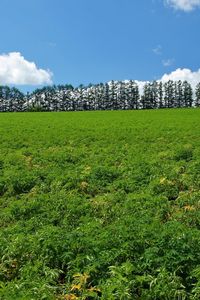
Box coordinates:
[153,45,162,55]
[123,68,200,94]
[162,58,174,67]
[0,52,53,85]
[165,0,200,11]
[160,68,200,88]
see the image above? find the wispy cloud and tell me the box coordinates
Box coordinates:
[152,45,162,55]
[152,45,174,68]
[162,58,174,67]
[165,0,200,12]
[0,52,53,85]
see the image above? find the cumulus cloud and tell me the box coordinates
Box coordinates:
[132,68,200,93]
[160,68,200,89]
[0,52,53,85]
[165,0,200,11]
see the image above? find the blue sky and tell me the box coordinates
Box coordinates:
[0,0,200,91]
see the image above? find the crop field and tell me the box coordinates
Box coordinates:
[1,109,200,299]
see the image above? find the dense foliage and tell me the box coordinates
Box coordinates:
[1,109,200,299]
[1,80,200,112]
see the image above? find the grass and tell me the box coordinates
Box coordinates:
[0,109,200,299]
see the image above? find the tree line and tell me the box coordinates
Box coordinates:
[1,80,200,112]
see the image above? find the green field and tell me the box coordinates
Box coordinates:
[1,109,200,299]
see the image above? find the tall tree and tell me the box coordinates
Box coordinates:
[164,80,175,108]
[143,82,155,109]
[182,81,193,107]
[128,80,140,109]
[11,87,25,111]
[158,82,163,108]
[117,81,126,109]
[174,80,184,108]
[103,83,110,110]
[109,80,117,110]
[195,82,200,107]
[151,81,159,109]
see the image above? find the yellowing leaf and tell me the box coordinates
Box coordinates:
[70,284,81,291]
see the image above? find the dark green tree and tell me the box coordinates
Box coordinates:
[182,81,193,107]
[195,83,200,107]
[164,80,175,108]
